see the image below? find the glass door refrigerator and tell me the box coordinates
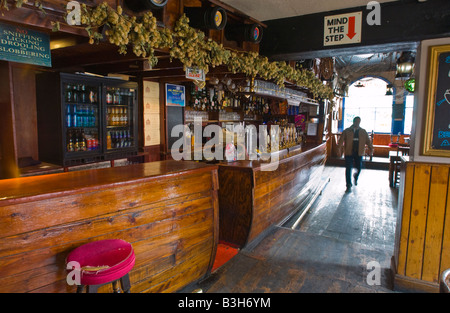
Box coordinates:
[62,75,103,166]
[103,81,138,161]
[36,73,138,167]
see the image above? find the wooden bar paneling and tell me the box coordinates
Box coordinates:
[393,161,450,292]
[218,143,327,248]
[0,160,219,293]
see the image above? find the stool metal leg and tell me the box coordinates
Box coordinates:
[112,280,121,293]
[120,274,131,293]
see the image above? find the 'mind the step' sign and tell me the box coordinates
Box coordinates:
[0,22,51,67]
[324,12,362,46]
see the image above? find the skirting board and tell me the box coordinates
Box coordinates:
[390,256,439,293]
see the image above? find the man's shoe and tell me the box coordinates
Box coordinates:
[353,173,358,186]
[346,185,351,192]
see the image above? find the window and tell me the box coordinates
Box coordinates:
[404,94,414,135]
[343,77,393,133]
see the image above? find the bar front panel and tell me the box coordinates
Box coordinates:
[0,161,219,293]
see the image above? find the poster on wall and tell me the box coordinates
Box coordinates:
[0,22,51,67]
[165,83,185,107]
[423,44,450,157]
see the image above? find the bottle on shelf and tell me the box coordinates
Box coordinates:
[119,107,124,126]
[107,131,112,149]
[66,105,71,128]
[72,104,78,128]
[113,88,120,105]
[80,84,87,104]
[106,88,113,104]
[67,130,74,152]
[78,130,87,151]
[123,107,128,126]
[65,84,73,103]
[72,85,79,103]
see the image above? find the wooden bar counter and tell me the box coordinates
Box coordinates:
[218,142,327,248]
[0,161,219,293]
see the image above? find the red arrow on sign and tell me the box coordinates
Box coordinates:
[347,16,356,39]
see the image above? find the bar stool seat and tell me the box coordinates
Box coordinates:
[66,239,135,293]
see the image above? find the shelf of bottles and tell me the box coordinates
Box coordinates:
[64,83,101,154]
[187,85,269,120]
[105,87,135,151]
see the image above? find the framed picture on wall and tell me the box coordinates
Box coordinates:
[423,44,450,157]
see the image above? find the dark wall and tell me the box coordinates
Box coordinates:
[260,0,450,59]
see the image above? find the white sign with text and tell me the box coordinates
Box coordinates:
[324,12,362,46]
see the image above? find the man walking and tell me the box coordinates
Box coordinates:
[338,116,373,192]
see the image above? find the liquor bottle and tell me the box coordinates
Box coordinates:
[80,84,87,103]
[111,108,115,126]
[113,88,120,105]
[72,104,78,128]
[107,131,112,149]
[106,88,113,104]
[73,130,79,151]
[119,130,124,148]
[67,130,74,152]
[73,84,79,103]
[119,108,124,126]
[65,84,73,103]
[66,105,71,128]
[113,107,118,126]
[79,130,87,151]
[123,107,128,126]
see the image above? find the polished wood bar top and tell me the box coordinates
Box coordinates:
[0,160,217,205]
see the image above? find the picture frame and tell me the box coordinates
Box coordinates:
[422,44,450,157]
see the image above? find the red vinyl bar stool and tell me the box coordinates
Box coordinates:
[66,239,135,293]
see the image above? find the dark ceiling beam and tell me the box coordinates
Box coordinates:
[51,42,169,69]
[260,0,450,60]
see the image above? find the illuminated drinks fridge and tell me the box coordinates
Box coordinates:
[36,73,138,167]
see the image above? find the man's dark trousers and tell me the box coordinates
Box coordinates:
[345,153,362,187]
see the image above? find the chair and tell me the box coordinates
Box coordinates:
[66,239,135,293]
[365,130,374,161]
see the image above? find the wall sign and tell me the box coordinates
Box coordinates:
[185,67,205,81]
[165,83,185,107]
[0,22,51,67]
[323,12,362,46]
[423,45,450,157]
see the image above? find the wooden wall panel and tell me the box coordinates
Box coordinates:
[422,166,449,282]
[394,161,450,292]
[405,164,431,279]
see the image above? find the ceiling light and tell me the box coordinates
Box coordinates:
[396,51,415,79]
[385,84,393,95]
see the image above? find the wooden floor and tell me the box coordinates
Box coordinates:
[187,165,400,293]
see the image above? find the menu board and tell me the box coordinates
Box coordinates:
[431,52,450,150]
